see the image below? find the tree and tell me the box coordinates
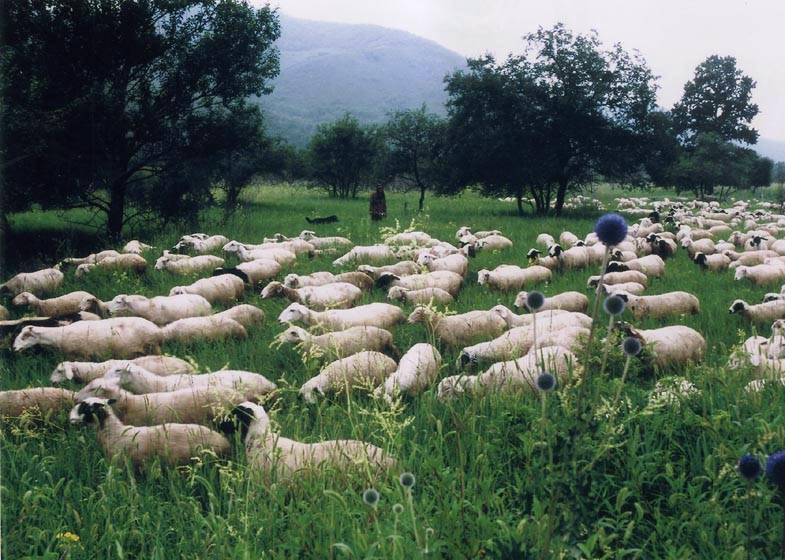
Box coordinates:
[307,114,380,199]
[671,55,759,145]
[443,24,658,215]
[774,162,785,187]
[2,0,280,240]
[382,106,446,211]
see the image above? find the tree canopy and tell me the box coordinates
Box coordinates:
[2,0,281,239]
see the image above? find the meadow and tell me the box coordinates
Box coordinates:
[3,183,785,559]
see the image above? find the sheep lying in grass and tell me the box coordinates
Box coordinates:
[0,268,64,298]
[103,363,277,397]
[477,265,551,293]
[407,306,508,348]
[232,402,396,483]
[11,291,95,318]
[729,299,785,323]
[155,255,225,275]
[51,356,197,384]
[13,317,163,359]
[376,270,463,297]
[75,254,148,277]
[437,345,578,400]
[174,234,230,254]
[0,388,76,419]
[614,290,700,320]
[277,325,396,361]
[59,250,122,268]
[214,259,281,286]
[70,397,231,472]
[387,286,454,306]
[261,281,363,311]
[169,275,245,305]
[277,302,405,332]
[376,343,442,402]
[513,291,589,314]
[615,322,707,369]
[108,294,212,326]
[299,351,398,403]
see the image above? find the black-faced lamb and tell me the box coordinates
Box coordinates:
[693,252,731,271]
[605,254,665,278]
[729,299,785,323]
[214,258,281,286]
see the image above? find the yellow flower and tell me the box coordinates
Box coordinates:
[56,531,80,542]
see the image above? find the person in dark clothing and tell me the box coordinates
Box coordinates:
[369,186,387,221]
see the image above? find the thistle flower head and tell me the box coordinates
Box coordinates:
[766,451,785,488]
[535,371,557,392]
[604,295,626,316]
[399,472,416,489]
[362,488,380,506]
[392,503,404,515]
[622,336,642,356]
[737,454,762,481]
[594,213,629,246]
[525,291,546,312]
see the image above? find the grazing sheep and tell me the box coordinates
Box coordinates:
[79,295,113,318]
[232,402,396,483]
[58,250,121,268]
[614,291,700,320]
[357,261,422,280]
[437,345,577,400]
[387,286,454,306]
[261,281,363,311]
[74,254,147,277]
[406,306,508,347]
[587,270,649,289]
[536,233,556,249]
[298,231,353,249]
[0,268,64,298]
[299,351,398,403]
[606,255,665,278]
[161,315,247,343]
[332,245,397,267]
[490,306,591,329]
[548,244,591,270]
[384,231,432,246]
[377,343,442,401]
[559,231,581,248]
[284,271,338,288]
[233,245,298,266]
[615,322,706,369]
[155,254,225,275]
[417,253,469,278]
[476,234,514,251]
[681,237,716,257]
[376,270,463,297]
[723,250,779,266]
[214,259,281,285]
[769,320,785,359]
[122,240,155,254]
[744,234,770,252]
[601,282,647,296]
[477,265,552,293]
[108,294,212,326]
[277,302,405,332]
[69,397,231,472]
[513,291,589,314]
[277,325,396,360]
[169,275,245,305]
[0,387,76,419]
[11,291,94,318]
[13,317,163,359]
[51,355,197,384]
[103,363,277,397]
[693,251,731,271]
[173,234,229,254]
[729,299,785,323]
[734,264,785,286]
[331,271,375,291]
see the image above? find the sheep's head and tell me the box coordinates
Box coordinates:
[729,300,749,314]
[169,286,188,296]
[283,274,300,288]
[50,362,73,383]
[299,380,324,404]
[278,326,307,345]
[386,286,407,301]
[477,270,490,285]
[733,267,748,281]
[102,363,132,386]
[406,307,427,324]
[74,378,123,402]
[416,253,434,266]
[548,244,563,257]
[299,230,315,240]
[261,282,284,299]
[13,326,40,352]
[229,402,271,439]
[154,256,169,270]
[69,397,116,425]
[455,226,472,240]
[513,291,528,309]
[278,303,306,325]
[11,292,35,307]
[587,276,601,289]
[763,293,783,303]
[437,375,474,401]
[222,240,243,253]
[773,320,785,335]
[375,273,400,290]
[74,264,93,278]
[108,295,131,314]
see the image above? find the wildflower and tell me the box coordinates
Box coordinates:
[399,472,416,489]
[767,451,785,488]
[594,213,628,246]
[603,295,625,316]
[56,531,80,542]
[362,488,380,507]
[622,336,642,356]
[737,454,763,481]
[525,291,545,312]
[392,503,404,515]
[535,371,557,393]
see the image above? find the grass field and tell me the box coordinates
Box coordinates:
[3,183,785,559]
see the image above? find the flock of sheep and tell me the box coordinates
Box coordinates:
[5,197,785,481]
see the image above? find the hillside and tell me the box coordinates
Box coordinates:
[258,15,467,147]
[755,137,785,162]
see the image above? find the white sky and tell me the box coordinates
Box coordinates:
[263,0,785,142]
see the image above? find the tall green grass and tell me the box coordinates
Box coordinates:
[3,183,785,558]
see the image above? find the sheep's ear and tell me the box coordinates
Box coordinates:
[107,398,117,405]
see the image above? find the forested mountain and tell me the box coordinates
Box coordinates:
[258,14,466,146]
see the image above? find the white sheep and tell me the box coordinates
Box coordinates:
[384,231,432,246]
[284,271,338,288]
[332,245,397,267]
[614,290,700,320]
[215,304,266,329]
[78,295,113,318]
[234,245,297,266]
[376,343,442,401]
[605,254,665,278]
[476,234,513,251]
[161,315,247,343]
[376,270,463,296]
[11,290,94,317]
[769,320,785,359]
[559,231,581,248]
[726,335,769,371]
[277,325,396,360]
[513,291,589,314]
[387,286,454,306]
[615,322,706,369]
[298,231,353,249]
[277,302,405,332]
[693,252,731,271]
[477,265,552,293]
[356,261,422,280]
[261,281,363,311]
[299,351,398,403]
[0,268,64,298]
[13,317,163,359]
[214,259,281,285]
[173,234,229,254]
[69,397,231,472]
[155,254,225,275]
[548,245,591,270]
[587,270,649,289]
[108,294,212,326]
[490,306,591,329]
[601,282,647,296]
[723,250,779,266]
[406,306,508,347]
[0,387,76,419]
[416,252,469,278]
[122,240,155,254]
[681,236,716,257]
[74,254,147,277]
[734,264,785,286]
[169,275,245,305]
[51,355,197,384]
[729,299,785,323]
[233,402,396,483]
[536,233,556,249]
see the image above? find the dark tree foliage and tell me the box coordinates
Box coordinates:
[443,24,658,215]
[307,114,381,199]
[671,55,759,145]
[2,0,280,240]
[774,162,785,187]
[382,106,446,211]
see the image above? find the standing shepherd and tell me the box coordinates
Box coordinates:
[370,186,387,221]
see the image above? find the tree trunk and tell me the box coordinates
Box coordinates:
[516,191,524,216]
[107,178,127,241]
[418,185,426,211]
[554,177,569,216]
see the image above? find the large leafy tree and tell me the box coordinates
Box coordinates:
[443,24,658,215]
[671,55,759,145]
[2,0,280,240]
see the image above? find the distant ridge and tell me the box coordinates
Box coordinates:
[258,14,467,147]
[755,137,785,162]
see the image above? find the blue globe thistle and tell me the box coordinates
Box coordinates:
[766,451,785,488]
[535,371,557,392]
[622,336,642,356]
[603,295,626,316]
[594,213,629,246]
[362,488,380,506]
[525,291,546,312]
[737,454,762,481]
[399,472,416,489]
[392,503,404,515]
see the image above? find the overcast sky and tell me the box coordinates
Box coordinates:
[265,0,785,142]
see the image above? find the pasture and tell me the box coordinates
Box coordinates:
[2,183,785,559]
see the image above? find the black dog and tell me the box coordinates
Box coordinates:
[305,215,338,224]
